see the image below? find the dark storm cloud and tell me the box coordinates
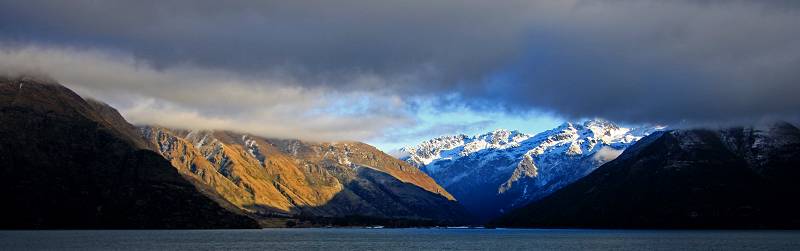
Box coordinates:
[1,0,799,126]
[0,0,537,91]
[469,0,800,125]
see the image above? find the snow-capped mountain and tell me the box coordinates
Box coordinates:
[492,122,800,228]
[395,119,665,222]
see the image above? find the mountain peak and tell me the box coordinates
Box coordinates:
[396,119,664,221]
[557,121,576,129]
[140,126,465,223]
[0,77,259,229]
[582,118,618,129]
[494,125,800,228]
[476,129,528,147]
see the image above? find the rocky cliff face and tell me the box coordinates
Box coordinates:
[140,127,466,223]
[493,123,800,228]
[397,120,663,221]
[0,76,258,229]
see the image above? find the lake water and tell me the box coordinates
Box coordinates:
[2,228,799,250]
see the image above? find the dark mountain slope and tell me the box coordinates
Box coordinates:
[492,124,800,228]
[0,76,258,229]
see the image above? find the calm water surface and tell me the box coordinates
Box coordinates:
[2,228,799,250]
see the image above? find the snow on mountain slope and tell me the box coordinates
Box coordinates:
[400,129,529,173]
[395,119,664,221]
[492,122,800,229]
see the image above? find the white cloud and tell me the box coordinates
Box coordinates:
[0,45,414,141]
[593,146,624,164]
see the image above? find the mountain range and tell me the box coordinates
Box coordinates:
[492,123,800,228]
[0,77,464,228]
[395,120,663,221]
[0,76,258,229]
[140,127,466,224]
[3,75,799,229]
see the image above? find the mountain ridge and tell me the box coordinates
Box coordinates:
[0,76,259,229]
[139,126,467,224]
[396,120,664,222]
[492,123,800,228]
[0,76,465,228]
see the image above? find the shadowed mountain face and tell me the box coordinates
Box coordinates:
[492,124,800,229]
[140,127,467,224]
[0,77,259,229]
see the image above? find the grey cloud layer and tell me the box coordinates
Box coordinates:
[483,0,800,124]
[0,46,413,141]
[0,0,539,91]
[1,0,799,130]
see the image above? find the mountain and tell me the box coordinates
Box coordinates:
[396,120,663,221]
[139,127,467,224]
[0,76,258,229]
[492,123,800,228]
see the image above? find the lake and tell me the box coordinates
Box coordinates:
[2,228,799,250]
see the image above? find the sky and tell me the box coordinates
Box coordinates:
[1,0,798,151]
